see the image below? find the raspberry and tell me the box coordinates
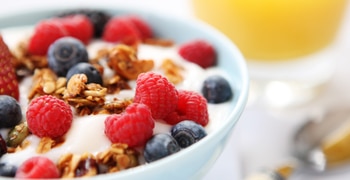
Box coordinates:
[178,39,216,68]
[57,9,111,38]
[127,15,153,40]
[134,72,178,120]
[55,15,94,44]
[164,90,209,126]
[15,156,60,178]
[28,20,68,56]
[104,103,155,147]
[102,16,142,45]
[26,95,73,138]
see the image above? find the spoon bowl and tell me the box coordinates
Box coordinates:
[246,108,350,180]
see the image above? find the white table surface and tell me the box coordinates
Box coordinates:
[2,0,350,180]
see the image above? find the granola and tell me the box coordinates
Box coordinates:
[57,143,139,178]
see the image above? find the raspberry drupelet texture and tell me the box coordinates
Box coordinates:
[54,14,94,44]
[26,95,73,138]
[133,72,178,120]
[164,90,209,126]
[102,16,142,45]
[104,103,155,147]
[178,39,216,68]
[15,156,60,179]
[28,20,68,56]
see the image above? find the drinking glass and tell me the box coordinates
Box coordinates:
[191,0,348,107]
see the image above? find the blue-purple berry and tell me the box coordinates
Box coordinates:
[47,37,88,76]
[201,75,233,103]
[171,120,207,148]
[144,133,181,163]
[0,163,17,177]
[66,62,103,85]
[0,95,22,129]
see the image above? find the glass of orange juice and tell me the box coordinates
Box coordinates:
[192,0,348,107]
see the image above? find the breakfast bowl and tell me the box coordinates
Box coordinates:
[0,2,249,180]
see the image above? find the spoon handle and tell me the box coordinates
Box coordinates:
[245,164,294,180]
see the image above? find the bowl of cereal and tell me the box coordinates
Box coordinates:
[0,2,249,180]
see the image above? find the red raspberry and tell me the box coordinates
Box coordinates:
[55,15,94,44]
[134,72,178,120]
[26,95,73,138]
[28,20,68,56]
[15,156,60,178]
[127,15,153,40]
[104,103,155,147]
[164,90,209,126]
[0,36,19,100]
[102,16,142,45]
[178,39,216,68]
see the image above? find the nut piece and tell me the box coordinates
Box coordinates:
[107,45,154,80]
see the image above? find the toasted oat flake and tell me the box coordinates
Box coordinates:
[161,58,184,84]
[36,137,55,154]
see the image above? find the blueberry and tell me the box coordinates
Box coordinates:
[0,95,22,129]
[0,163,17,177]
[48,37,89,77]
[66,63,103,85]
[171,120,207,148]
[144,133,181,163]
[201,75,233,103]
[57,9,111,37]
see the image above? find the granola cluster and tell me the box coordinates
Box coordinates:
[10,37,184,178]
[57,143,139,178]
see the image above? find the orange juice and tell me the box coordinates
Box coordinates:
[192,0,348,61]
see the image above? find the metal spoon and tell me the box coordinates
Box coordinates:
[245,108,350,180]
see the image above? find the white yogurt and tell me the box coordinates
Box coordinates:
[0,26,233,168]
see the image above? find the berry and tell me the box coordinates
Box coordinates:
[26,95,73,138]
[47,37,89,76]
[0,163,17,177]
[171,120,207,148]
[202,75,233,103]
[133,72,178,120]
[15,156,60,179]
[28,20,68,56]
[66,62,103,85]
[164,90,209,126]
[102,16,142,45]
[0,36,19,100]
[0,134,7,157]
[55,14,94,44]
[144,133,181,163]
[0,95,22,128]
[178,39,216,68]
[127,15,153,40]
[57,9,111,37]
[104,103,155,147]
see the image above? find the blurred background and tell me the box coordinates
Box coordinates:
[1,0,350,179]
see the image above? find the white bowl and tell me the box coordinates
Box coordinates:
[0,3,249,180]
